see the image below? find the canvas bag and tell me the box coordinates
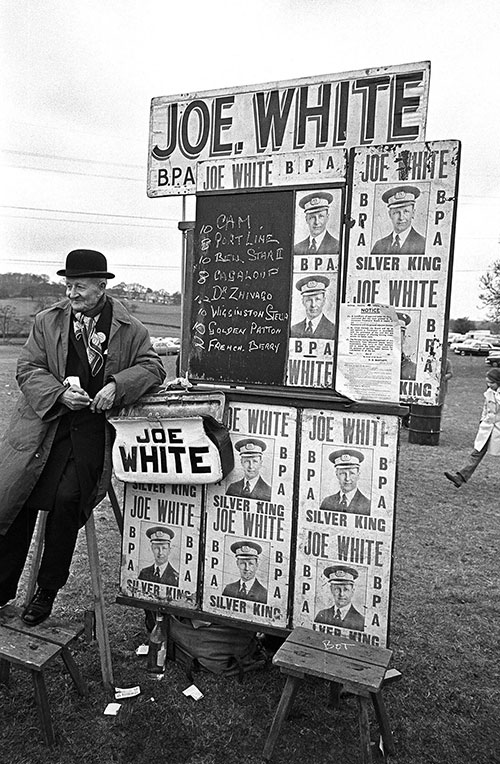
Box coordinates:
[167,615,268,681]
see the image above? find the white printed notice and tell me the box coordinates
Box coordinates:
[202,401,297,628]
[293,408,398,647]
[336,304,401,402]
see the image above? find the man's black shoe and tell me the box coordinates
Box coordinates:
[22,588,57,626]
[444,471,464,488]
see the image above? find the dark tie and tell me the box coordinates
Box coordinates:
[339,494,347,509]
[392,234,401,253]
[309,238,317,253]
[154,567,161,581]
[242,481,250,495]
[73,313,104,376]
[240,583,247,596]
[335,608,342,621]
[305,320,313,335]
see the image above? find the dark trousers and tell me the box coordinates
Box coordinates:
[458,440,489,483]
[0,457,86,603]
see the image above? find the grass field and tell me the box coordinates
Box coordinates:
[0,348,498,764]
[0,298,181,339]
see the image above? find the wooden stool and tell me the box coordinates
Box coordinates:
[263,627,397,764]
[0,606,87,745]
[23,507,115,689]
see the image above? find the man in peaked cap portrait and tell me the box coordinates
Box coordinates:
[138,526,179,586]
[290,275,336,339]
[222,540,268,603]
[294,191,340,255]
[314,565,365,631]
[0,249,165,626]
[397,311,417,381]
[226,438,272,501]
[371,185,426,255]
[320,449,371,515]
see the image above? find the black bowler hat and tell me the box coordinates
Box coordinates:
[57,249,115,279]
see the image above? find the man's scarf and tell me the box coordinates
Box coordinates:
[73,313,105,376]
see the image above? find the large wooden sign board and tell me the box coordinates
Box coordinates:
[117,61,460,649]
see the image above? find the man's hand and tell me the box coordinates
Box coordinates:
[60,385,91,410]
[90,381,117,413]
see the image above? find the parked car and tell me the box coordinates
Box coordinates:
[454,341,499,356]
[447,333,466,346]
[450,339,476,352]
[152,336,180,355]
[485,350,500,367]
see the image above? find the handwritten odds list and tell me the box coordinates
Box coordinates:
[189,192,294,385]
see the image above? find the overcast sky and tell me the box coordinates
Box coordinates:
[1,0,499,318]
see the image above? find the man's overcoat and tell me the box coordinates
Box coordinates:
[0,297,165,534]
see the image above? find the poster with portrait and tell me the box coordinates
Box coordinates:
[343,140,460,406]
[286,188,341,388]
[120,482,202,609]
[293,408,398,647]
[202,401,297,627]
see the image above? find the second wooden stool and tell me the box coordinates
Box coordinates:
[263,626,397,764]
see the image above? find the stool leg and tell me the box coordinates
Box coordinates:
[328,680,342,709]
[371,691,395,756]
[85,515,114,690]
[61,647,87,696]
[263,675,300,762]
[24,511,48,608]
[31,671,55,746]
[357,696,373,764]
[0,658,10,686]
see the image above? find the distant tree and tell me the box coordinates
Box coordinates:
[0,273,62,300]
[0,305,18,338]
[479,260,500,321]
[171,291,181,305]
[127,283,148,300]
[450,317,475,334]
[109,282,128,297]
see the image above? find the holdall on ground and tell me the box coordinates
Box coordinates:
[167,615,268,681]
[109,390,234,484]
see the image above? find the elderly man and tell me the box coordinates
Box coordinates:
[226,438,272,501]
[294,191,340,255]
[320,449,371,515]
[138,526,179,586]
[290,275,336,339]
[0,249,166,625]
[314,565,365,631]
[222,540,267,603]
[371,185,426,255]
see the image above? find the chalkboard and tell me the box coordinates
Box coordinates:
[187,191,294,385]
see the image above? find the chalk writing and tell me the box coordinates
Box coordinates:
[188,192,294,384]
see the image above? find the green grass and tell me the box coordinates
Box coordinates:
[0,348,498,764]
